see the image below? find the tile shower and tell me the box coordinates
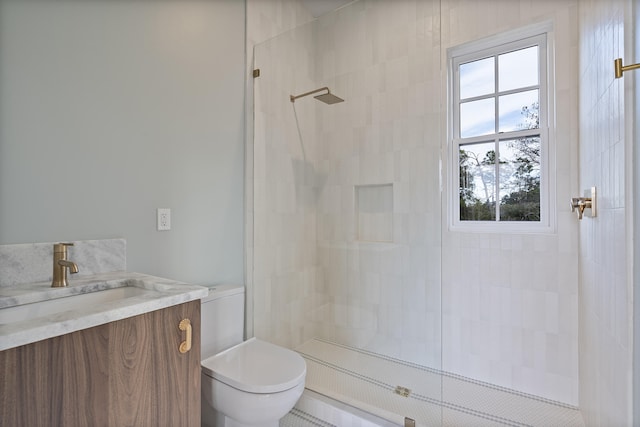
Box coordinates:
[249,0,625,424]
[253,0,443,370]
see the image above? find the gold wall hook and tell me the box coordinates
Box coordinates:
[615,58,640,78]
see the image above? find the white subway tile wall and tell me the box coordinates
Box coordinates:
[440,0,580,405]
[578,0,630,425]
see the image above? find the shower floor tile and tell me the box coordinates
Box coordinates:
[285,390,398,427]
[281,407,337,427]
[296,339,584,427]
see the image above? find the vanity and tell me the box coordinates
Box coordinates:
[0,239,208,427]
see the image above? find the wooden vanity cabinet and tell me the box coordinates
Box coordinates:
[0,300,201,427]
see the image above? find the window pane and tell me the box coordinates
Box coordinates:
[499,46,538,91]
[459,142,496,221]
[460,98,495,138]
[499,90,539,132]
[460,57,494,99]
[499,137,541,221]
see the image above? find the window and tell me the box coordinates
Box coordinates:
[449,26,552,232]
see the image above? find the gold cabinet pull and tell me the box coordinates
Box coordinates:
[178,318,192,354]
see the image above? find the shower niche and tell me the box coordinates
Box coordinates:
[355,184,393,243]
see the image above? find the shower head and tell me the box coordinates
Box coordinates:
[290,87,344,104]
[314,92,344,104]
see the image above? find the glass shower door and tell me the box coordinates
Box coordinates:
[251,1,443,425]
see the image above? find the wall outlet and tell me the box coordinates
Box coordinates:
[157,208,171,231]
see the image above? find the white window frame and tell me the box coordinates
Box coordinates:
[448,23,555,233]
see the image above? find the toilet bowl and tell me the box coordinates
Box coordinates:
[200,285,306,427]
[201,338,306,427]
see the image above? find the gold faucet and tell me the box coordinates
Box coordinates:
[51,243,79,287]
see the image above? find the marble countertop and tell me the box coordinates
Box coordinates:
[0,271,208,351]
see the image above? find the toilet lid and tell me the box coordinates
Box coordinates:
[201,338,306,394]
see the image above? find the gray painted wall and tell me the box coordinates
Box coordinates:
[0,0,245,285]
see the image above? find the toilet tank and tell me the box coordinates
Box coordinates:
[201,284,245,360]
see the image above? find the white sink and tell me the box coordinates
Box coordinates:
[0,286,152,325]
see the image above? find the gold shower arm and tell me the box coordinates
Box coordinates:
[614,58,640,78]
[290,87,330,103]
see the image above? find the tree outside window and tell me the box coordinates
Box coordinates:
[459,102,540,222]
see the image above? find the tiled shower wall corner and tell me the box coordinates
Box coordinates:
[578,0,631,425]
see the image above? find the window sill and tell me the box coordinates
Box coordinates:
[449,221,555,235]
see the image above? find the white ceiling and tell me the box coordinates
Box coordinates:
[301,0,354,18]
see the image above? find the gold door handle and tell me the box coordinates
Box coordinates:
[178,318,192,354]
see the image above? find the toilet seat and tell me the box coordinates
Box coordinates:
[201,338,306,394]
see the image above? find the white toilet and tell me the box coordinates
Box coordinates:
[200,285,306,427]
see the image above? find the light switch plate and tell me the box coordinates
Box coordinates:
[157,208,171,231]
